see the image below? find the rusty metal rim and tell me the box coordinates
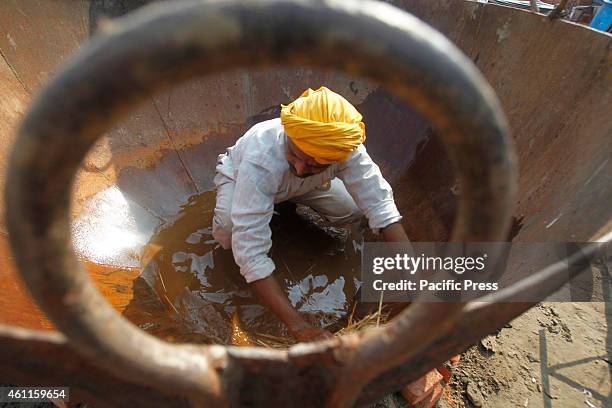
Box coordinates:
[5,0,516,405]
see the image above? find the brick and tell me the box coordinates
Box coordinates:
[414,383,444,408]
[401,369,443,404]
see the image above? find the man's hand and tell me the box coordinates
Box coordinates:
[289,322,333,342]
[250,275,332,342]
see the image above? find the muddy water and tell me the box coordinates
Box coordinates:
[137,190,365,345]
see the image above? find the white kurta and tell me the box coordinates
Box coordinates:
[214,118,402,282]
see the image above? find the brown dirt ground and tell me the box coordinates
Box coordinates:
[370,302,610,408]
[439,302,611,408]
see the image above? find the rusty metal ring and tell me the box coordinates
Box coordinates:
[5,0,517,405]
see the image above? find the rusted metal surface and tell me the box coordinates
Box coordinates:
[0,0,89,93]
[0,2,608,240]
[0,233,53,330]
[0,0,609,406]
[400,0,611,243]
[4,0,516,405]
[0,57,29,233]
[0,324,191,408]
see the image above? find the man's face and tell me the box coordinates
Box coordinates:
[285,137,330,178]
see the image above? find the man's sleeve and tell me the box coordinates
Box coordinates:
[230,159,277,283]
[337,144,402,231]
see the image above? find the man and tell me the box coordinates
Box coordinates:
[212,86,410,342]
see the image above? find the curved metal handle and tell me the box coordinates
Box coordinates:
[5,0,517,405]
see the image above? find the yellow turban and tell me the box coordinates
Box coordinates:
[280,86,366,164]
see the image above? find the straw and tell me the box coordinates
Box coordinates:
[245,305,390,349]
[376,290,384,327]
[335,308,390,336]
[157,269,179,315]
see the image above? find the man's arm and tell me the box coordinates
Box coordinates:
[250,276,332,341]
[230,160,331,341]
[381,221,410,242]
[337,145,403,232]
